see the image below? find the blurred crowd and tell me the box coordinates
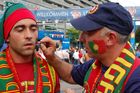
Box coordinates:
[55,46,92,65]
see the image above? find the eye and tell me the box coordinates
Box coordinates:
[30,27,38,32]
[15,27,24,32]
[30,24,38,32]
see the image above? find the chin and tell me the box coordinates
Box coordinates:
[23,50,34,56]
[89,53,98,58]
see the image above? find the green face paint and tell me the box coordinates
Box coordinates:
[88,41,99,54]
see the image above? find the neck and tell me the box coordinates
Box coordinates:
[99,44,125,67]
[9,48,33,64]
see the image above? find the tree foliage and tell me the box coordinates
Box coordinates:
[66,28,80,45]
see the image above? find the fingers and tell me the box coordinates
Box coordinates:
[39,36,57,59]
[40,43,47,53]
[40,36,56,47]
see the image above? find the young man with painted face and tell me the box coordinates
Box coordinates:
[0,3,60,93]
[40,2,140,93]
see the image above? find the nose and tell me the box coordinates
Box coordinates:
[24,28,32,40]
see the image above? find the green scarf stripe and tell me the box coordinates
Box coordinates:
[123,47,135,64]
[0,18,4,48]
[109,62,131,91]
[114,46,135,92]
[130,47,134,53]
[33,57,37,93]
[127,44,135,55]
[0,33,4,49]
[111,64,132,92]
[0,51,6,56]
[0,61,8,64]
[48,65,56,88]
[0,51,16,91]
[0,78,16,91]
[0,54,6,57]
[43,76,49,82]
[84,63,94,83]
[114,73,128,92]
[0,51,8,64]
[114,55,134,92]
[125,55,134,63]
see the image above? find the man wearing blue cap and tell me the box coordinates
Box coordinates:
[40,2,140,93]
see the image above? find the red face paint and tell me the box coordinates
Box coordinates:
[88,40,107,54]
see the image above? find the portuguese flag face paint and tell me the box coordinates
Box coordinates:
[88,40,107,54]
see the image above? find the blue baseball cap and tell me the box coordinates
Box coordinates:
[70,2,133,35]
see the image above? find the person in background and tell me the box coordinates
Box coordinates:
[72,48,79,65]
[38,2,140,93]
[69,46,75,64]
[78,49,84,64]
[84,51,91,62]
[0,3,60,93]
[55,49,70,63]
[136,48,140,58]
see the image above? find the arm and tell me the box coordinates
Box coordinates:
[40,37,76,84]
[48,55,75,84]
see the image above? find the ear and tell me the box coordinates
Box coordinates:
[106,32,118,46]
[5,38,9,43]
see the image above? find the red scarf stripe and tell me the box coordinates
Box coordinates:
[36,57,43,93]
[84,61,102,93]
[6,48,23,92]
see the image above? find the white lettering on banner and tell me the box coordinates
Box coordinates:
[36,11,69,17]
[62,42,69,44]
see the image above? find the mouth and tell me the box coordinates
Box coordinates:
[24,43,35,48]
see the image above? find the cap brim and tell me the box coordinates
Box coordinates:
[70,16,103,31]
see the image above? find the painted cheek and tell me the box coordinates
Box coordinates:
[88,40,107,54]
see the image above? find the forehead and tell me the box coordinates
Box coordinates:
[80,27,109,35]
[80,29,100,35]
[13,19,36,26]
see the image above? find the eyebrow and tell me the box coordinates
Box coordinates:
[30,24,38,28]
[14,25,25,29]
[14,24,38,29]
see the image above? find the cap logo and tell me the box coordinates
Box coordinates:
[127,7,136,18]
[88,5,99,14]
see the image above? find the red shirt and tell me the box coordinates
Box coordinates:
[14,62,34,92]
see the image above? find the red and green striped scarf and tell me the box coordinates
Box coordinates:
[84,42,135,93]
[0,48,58,93]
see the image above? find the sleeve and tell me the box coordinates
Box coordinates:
[124,66,140,93]
[71,59,94,86]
